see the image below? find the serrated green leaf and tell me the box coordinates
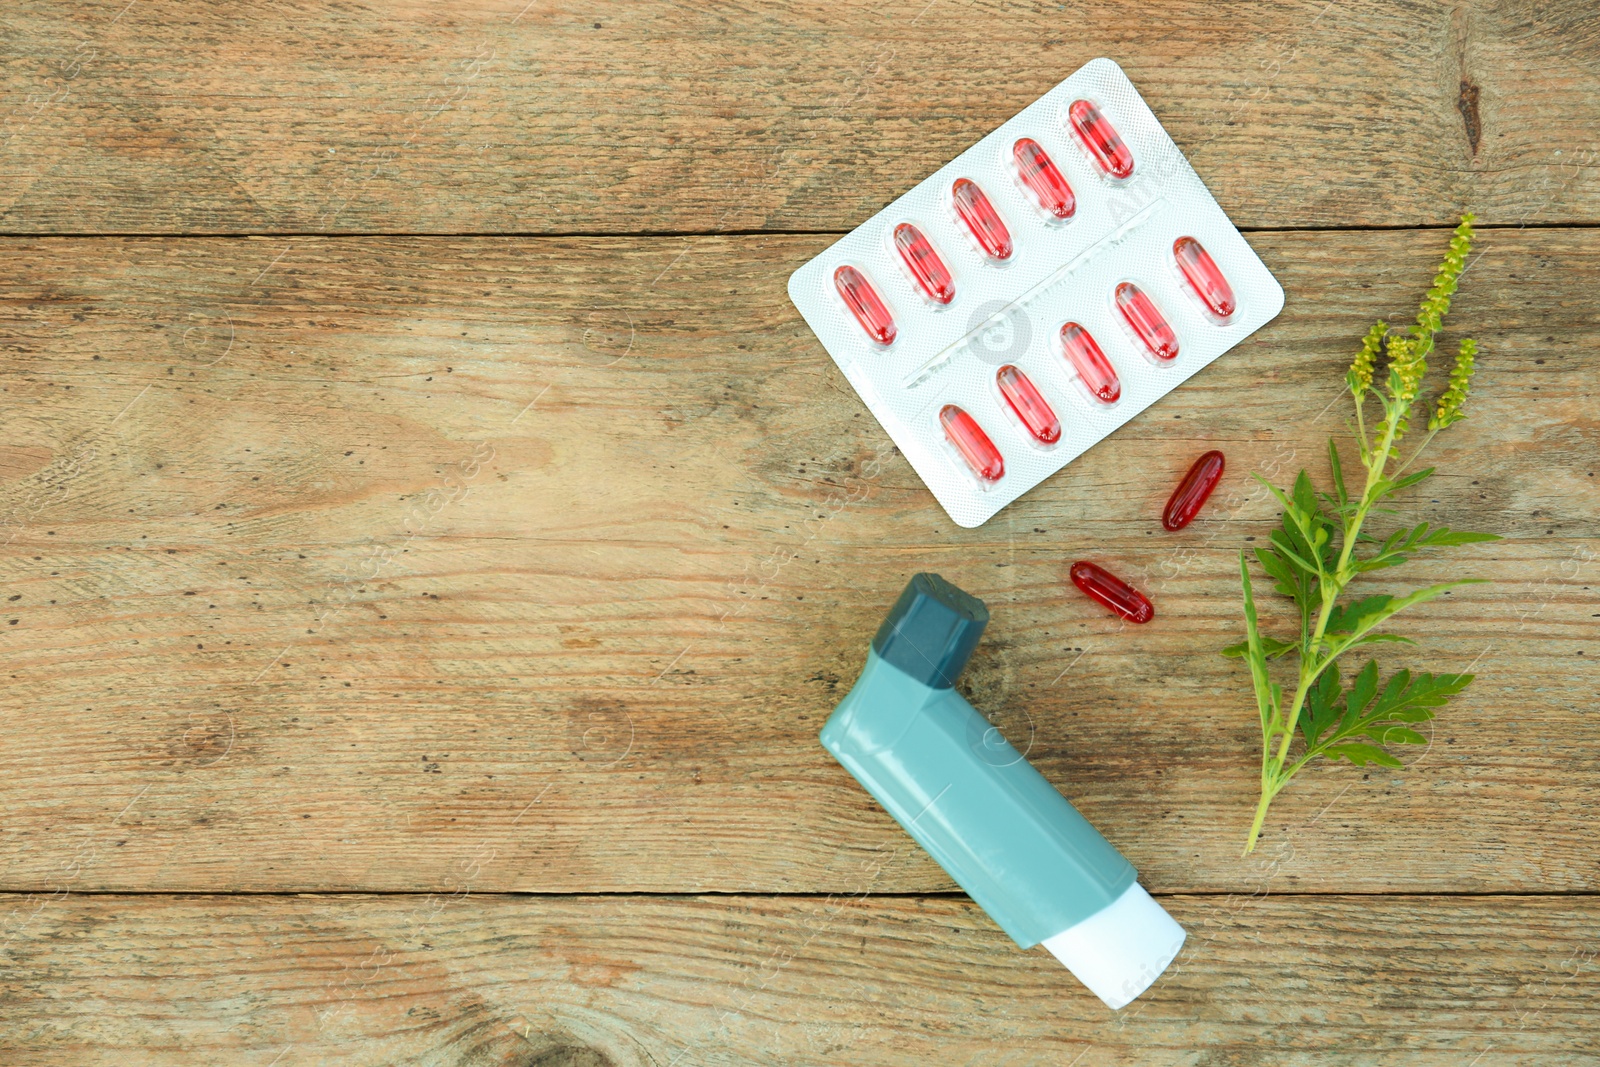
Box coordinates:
[1379,706,1437,724]
[1359,524,1500,572]
[1292,470,1318,517]
[1344,632,1416,649]
[1341,660,1380,729]
[1372,725,1429,746]
[1328,438,1349,510]
[1323,742,1405,768]
[1221,635,1297,659]
[1353,553,1411,573]
[1255,545,1304,602]
[1322,581,1484,661]
[1417,528,1502,547]
[1307,666,1469,768]
[1269,528,1321,576]
[1237,552,1277,740]
[1374,669,1411,714]
[1325,594,1395,634]
[1369,671,1473,718]
[1384,467,1437,496]
[1301,660,1343,748]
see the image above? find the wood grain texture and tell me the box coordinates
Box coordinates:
[1,227,1595,895]
[3,0,1600,234]
[2,893,1598,1066]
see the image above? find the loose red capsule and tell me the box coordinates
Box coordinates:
[834,265,896,345]
[1173,236,1236,320]
[952,178,1014,261]
[1059,322,1120,404]
[893,223,956,305]
[1067,99,1134,180]
[1162,449,1226,531]
[940,404,1004,483]
[1013,138,1076,220]
[1115,282,1179,361]
[996,365,1060,444]
[1069,561,1154,624]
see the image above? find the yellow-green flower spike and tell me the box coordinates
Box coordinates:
[1409,214,1476,357]
[1385,331,1425,408]
[1348,320,1385,401]
[1430,337,1478,431]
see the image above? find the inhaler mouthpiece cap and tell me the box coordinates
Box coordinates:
[1040,883,1185,1010]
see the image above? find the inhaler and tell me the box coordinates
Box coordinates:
[820,573,1184,1009]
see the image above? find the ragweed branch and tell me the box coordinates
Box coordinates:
[1226,215,1500,855]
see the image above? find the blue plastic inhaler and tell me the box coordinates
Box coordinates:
[820,573,1185,1009]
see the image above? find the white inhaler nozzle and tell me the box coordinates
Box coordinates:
[1040,882,1186,1010]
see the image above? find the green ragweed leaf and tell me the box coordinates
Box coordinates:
[1415,527,1501,547]
[1379,466,1437,498]
[1327,438,1350,513]
[1322,581,1485,661]
[1324,594,1395,634]
[1237,552,1279,739]
[1303,663,1473,770]
[1354,522,1499,574]
[1341,632,1416,650]
[1221,634,1297,659]
[1322,742,1405,768]
[1299,661,1343,748]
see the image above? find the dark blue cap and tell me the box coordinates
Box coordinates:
[870,573,989,689]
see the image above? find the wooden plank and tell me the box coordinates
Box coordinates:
[1,892,1597,1065]
[3,1,1599,234]
[0,228,1596,896]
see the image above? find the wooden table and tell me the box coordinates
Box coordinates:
[3,2,1597,1063]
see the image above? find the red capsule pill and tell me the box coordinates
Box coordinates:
[952,178,1014,261]
[1013,137,1076,220]
[1115,282,1179,361]
[1162,449,1226,531]
[1173,236,1236,320]
[1067,99,1134,179]
[1069,561,1154,623]
[1059,322,1120,404]
[834,265,896,345]
[940,404,1004,483]
[996,365,1060,444]
[893,223,956,305]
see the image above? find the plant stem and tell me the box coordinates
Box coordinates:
[1352,389,1369,462]
[1245,784,1276,856]
[1391,428,1438,479]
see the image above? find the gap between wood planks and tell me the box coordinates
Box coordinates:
[4,221,1598,240]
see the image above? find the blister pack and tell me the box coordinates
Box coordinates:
[788,58,1285,528]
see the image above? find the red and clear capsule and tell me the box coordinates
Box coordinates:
[952,178,1014,261]
[1067,99,1134,179]
[833,265,896,345]
[1162,449,1226,531]
[1115,282,1179,361]
[996,365,1060,444]
[940,404,1004,483]
[893,223,956,305]
[1013,138,1076,220]
[1069,561,1154,623]
[1059,322,1120,403]
[1173,236,1236,320]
